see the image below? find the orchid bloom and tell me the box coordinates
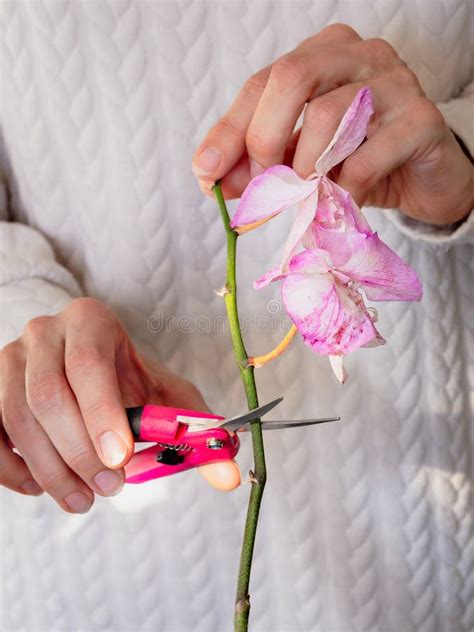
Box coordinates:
[230,87,423,382]
[253,236,421,381]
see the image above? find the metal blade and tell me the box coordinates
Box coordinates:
[220,397,284,431]
[261,417,340,430]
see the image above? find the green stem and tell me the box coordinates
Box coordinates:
[213,182,267,632]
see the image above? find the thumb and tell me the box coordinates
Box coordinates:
[199,460,242,491]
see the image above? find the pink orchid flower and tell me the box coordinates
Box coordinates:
[230,87,375,272]
[253,236,422,381]
[230,87,423,381]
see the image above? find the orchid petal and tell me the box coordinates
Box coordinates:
[362,330,386,348]
[281,268,379,355]
[304,179,372,267]
[279,189,319,272]
[287,248,332,275]
[254,248,330,290]
[315,87,374,176]
[309,224,366,269]
[230,165,318,232]
[253,265,285,290]
[339,233,423,301]
[322,179,372,235]
[329,355,348,384]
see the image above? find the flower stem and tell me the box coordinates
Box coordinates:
[213,181,267,632]
[249,324,298,368]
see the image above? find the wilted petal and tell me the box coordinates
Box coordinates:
[329,355,348,384]
[230,165,318,232]
[287,248,332,275]
[339,233,423,301]
[323,179,372,235]
[281,265,379,355]
[304,179,372,267]
[315,87,374,176]
[254,248,330,290]
[309,223,366,269]
[253,265,285,290]
[362,330,386,348]
[280,189,319,272]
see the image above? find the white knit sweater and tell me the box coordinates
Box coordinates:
[1,2,473,631]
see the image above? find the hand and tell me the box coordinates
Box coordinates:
[193,24,473,225]
[0,298,240,513]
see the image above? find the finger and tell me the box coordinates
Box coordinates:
[25,329,125,497]
[293,68,424,178]
[199,129,302,201]
[0,428,42,495]
[192,65,271,181]
[192,24,361,184]
[199,460,241,491]
[197,155,251,200]
[62,299,134,469]
[337,99,441,207]
[0,345,37,494]
[245,47,366,177]
[2,336,94,513]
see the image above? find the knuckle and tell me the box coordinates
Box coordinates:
[390,63,422,92]
[66,441,96,473]
[246,128,281,162]
[215,114,244,138]
[345,155,374,188]
[2,385,35,431]
[270,53,308,90]
[1,340,21,364]
[412,98,445,131]
[27,370,64,413]
[63,297,107,320]
[35,467,71,494]
[2,407,29,438]
[22,316,51,342]
[320,23,360,40]
[304,98,337,132]
[364,38,399,65]
[85,398,117,424]
[243,71,268,101]
[65,344,103,375]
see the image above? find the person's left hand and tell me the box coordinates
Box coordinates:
[193,24,473,226]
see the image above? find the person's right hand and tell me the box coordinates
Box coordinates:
[0,298,241,513]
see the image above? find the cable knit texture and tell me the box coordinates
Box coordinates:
[0,2,473,631]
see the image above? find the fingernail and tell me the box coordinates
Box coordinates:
[64,491,92,514]
[192,146,221,176]
[198,177,213,195]
[93,469,124,496]
[99,431,128,467]
[21,480,43,496]
[250,159,265,178]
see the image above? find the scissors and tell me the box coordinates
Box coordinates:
[124,397,339,483]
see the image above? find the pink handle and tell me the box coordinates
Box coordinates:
[124,404,238,484]
[138,405,224,441]
[125,427,239,483]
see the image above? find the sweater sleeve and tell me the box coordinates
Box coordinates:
[387,80,474,246]
[0,176,83,348]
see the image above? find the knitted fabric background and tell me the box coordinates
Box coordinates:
[0,2,472,631]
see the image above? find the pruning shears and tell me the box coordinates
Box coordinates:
[124,397,339,483]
